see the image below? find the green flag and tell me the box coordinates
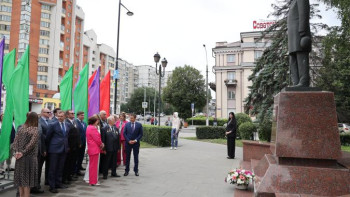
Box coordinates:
[60,66,73,110]
[0,49,16,162]
[74,63,88,123]
[9,46,29,129]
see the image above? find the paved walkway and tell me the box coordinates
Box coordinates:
[1,130,242,197]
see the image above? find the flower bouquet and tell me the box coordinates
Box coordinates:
[225,169,255,190]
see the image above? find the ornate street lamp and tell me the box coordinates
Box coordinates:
[154,52,167,126]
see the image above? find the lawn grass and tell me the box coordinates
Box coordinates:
[341,146,350,153]
[140,141,157,148]
[182,137,243,147]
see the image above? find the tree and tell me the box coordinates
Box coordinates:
[245,1,325,123]
[163,65,206,120]
[123,87,160,114]
[314,0,350,122]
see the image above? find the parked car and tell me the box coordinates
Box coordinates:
[338,123,350,133]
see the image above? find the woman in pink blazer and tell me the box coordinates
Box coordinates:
[116,112,128,165]
[86,116,104,186]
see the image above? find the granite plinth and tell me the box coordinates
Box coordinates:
[254,155,350,197]
[282,87,322,92]
[243,140,272,162]
[272,91,341,159]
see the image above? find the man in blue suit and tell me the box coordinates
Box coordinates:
[46,111,69,193]
[75,111,87,176]
[123,114,143,176]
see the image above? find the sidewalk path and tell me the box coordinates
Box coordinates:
[1,132,242,197]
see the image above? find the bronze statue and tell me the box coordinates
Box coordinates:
[288,0,312,87]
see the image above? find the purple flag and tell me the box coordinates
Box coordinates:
[0,38,5,113]
[88,67,100,117]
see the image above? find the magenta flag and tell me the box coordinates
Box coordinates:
[88,67,100,117]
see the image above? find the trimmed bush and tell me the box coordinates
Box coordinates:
[142,125,171,147]
[239,122,256,140]
[235,113,252,139]
[340,133,350,146]
[258,119,272,142]
[196,126,226,139]
[185,117,227,126]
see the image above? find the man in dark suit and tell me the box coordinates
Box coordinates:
[101,116,120,179]
[31,108,50,193]
[46,111,69,193]
[50,108,61,123]
[75,111,87,176]
[288,0,312,87]
[62,110,81,184]
[98,110,108,173]
[123,114,143,176]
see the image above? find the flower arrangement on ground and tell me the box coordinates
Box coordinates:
[225,169,255,186]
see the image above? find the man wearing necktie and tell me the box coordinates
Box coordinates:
[46,111,69,193]
[123,114,143,177]
[101,116,120,179]
[74,111,87,176]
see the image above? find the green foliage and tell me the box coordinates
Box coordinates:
[162,65,206,120]
[238,122,256,140]
[142,125,171,147]
[185,117,227,126]
[258,119,272,142]
[316,0,350,122]
[122,87,160,114]
[196,126,226,139]
[245,1,325,126]
[235,113,252,139]
[340,133,350,146]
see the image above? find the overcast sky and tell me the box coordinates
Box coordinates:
[76,0,339,84]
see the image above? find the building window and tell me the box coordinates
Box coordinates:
[36,93,40,97]
[0,15,11,22]
[227,54,235,63]
[19,33,29,40]
[20,24,29,31]
[41,4,51,11]
[41,12,50,19]
[39,47,49,54]
[18,43,28,49]
[40,21,50,28]
[40,30,50,37]
[38,66,48,72]
[37,84,47,90]
[254,51,263,61]
[228,91,235,100]
[37,75,48,82]
[227,72,235,80]
[38,57,48,63]
[1,5,12,12]
[0,24,10,31]
[39,39,49,45]
[20,14,31,21]
[0,0,12,3]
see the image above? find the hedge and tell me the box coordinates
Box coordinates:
[235,113,252,139]
[185,117,227,126]
[196,126,226,139]
[258,119,272,142]
[142,125,171,147]
[340,133,350,146]
[239,122,257,140]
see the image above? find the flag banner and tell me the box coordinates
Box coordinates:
[60,66,73,110]
[74,63,89,123]
[0,49,16,162]
[0,38,5,113]
[88,67,100,117]
[100,71,110,116]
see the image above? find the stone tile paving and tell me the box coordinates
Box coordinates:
[1,131,242,197]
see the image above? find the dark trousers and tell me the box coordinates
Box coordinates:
[44,155,50,185]
[48,153,66,189]
[76,145,86,172]
[63,150,78,181]
[37,154,45,186]
[99,154,106,173]
[125,143,140,173]
[227,137,236,158]
[289,52,310,86]
[104,151,117,176]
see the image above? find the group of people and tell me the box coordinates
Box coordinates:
[0,108,144,197]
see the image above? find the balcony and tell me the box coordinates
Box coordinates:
[60,42,64,51]
[62,8,66,17]
[224,79,237,87]
[59,58,63,68]
[61,25,65,34]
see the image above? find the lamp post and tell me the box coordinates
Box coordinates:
[154,52,167,126]
[203,44,209,126]
[113,0,133,114]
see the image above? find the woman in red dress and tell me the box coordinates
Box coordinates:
[86,116,104,186]
[116,112,128,166]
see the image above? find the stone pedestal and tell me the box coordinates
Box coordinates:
[253,91,350,196]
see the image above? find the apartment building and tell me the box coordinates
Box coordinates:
[213,31,270,118]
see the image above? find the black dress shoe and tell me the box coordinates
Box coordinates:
[135,172,139,176]
[124,172,129,176]
[111,174,120,177]
[49,188,58,193]
[79,166,86,170]
[62,180,71,185]
[103,176,107,179]
[76,171,84,176]
[56,185,68,189]
[31,188,44,194]
[227,156,235,159]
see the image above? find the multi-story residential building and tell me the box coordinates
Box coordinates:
[161,71,172,89]
[213,31,270,118]
[0,0,85,111]
[117,59,137,106]
[135,65,157,88]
